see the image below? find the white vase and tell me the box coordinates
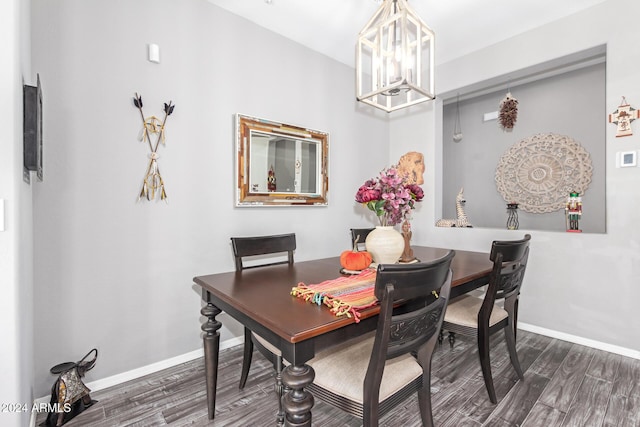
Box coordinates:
[365,226,404,264]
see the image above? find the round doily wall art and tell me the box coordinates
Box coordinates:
[495,133,593,213]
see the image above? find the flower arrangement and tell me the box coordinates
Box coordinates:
[355,166,424,226]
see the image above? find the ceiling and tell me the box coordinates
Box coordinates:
[207,0,607,68]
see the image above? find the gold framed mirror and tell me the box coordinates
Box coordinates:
[235,114,329,206]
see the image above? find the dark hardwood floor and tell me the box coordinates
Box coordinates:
[35,331,640,426]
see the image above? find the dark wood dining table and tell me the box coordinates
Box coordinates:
[193,246,493,426]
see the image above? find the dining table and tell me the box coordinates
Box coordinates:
[193,246,493,426]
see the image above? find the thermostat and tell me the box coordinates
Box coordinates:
[617,150,638,168]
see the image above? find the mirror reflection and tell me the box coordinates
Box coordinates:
[249,131,320,194]
[236,114,329,206]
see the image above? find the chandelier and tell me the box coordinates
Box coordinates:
[356,0,435,112]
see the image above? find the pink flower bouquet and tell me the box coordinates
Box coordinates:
[355,166,424,226]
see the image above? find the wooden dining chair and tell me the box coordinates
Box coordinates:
[230,233,296,416]
[350,227,374,250]
[442,234,531,404]
[306,250,455,427]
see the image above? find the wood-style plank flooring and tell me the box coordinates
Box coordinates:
[35,331,640,426]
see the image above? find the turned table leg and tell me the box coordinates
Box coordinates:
[275,357,285,426]
[448,331,456,348]
[281,364,315,427]
[201,291,222,420]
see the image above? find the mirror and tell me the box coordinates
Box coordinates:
[236,114,329,206]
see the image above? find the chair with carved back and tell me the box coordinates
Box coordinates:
[350,227,374,251]
[306,250,455,427]
[230,233,296,421]
[442,234,531,404]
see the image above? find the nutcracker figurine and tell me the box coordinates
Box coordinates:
[565,192,582,232]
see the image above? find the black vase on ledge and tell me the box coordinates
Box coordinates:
[506,203,519,230]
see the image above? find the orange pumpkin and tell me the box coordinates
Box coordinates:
[340,236,373,271]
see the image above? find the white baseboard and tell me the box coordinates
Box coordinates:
[85,336,244,393]
[30,327,639,427]
[518,322,640,360]
[30,336,243,427]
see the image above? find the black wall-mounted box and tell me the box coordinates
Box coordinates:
[23,74,43,182]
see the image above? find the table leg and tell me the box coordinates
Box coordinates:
[275,357,285,426]
[281,364,315,427]
[448,331,456,347]
[201,297,222,420]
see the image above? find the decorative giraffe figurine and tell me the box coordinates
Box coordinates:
[436,188,473,227]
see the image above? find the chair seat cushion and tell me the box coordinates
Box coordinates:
[252,332,282,356]
[307,333,422,405]
[444,295,508,328]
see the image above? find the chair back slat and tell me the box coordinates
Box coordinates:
[373,256,453,302]
[230,233,296,271]
[489,234,530,263]
[481,234,531,316]
[367,250,455,372]
[496,248,529,299]
[386,277,451,359]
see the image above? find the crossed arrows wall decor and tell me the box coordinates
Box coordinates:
[133,93,175,201]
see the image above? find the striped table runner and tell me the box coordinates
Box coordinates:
[290,269,377,322]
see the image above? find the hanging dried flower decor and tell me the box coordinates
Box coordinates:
[499,92,518,130]
[133,93,175,202]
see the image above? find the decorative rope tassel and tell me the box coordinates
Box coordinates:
[329,300,353,318]
[138,155,168,202]
[139,182,148,200]
[138,127,148,145]
[138,156,154,201]
[290,285,318,302]
[159,125,166,146]
[312,293,325,306]
[329,300,362,322]
[160,179,167,201]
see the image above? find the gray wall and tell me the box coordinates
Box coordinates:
[392,0,640,360]
[30,0,389,397]
[1,0,35,426]
[441,63,605,232]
